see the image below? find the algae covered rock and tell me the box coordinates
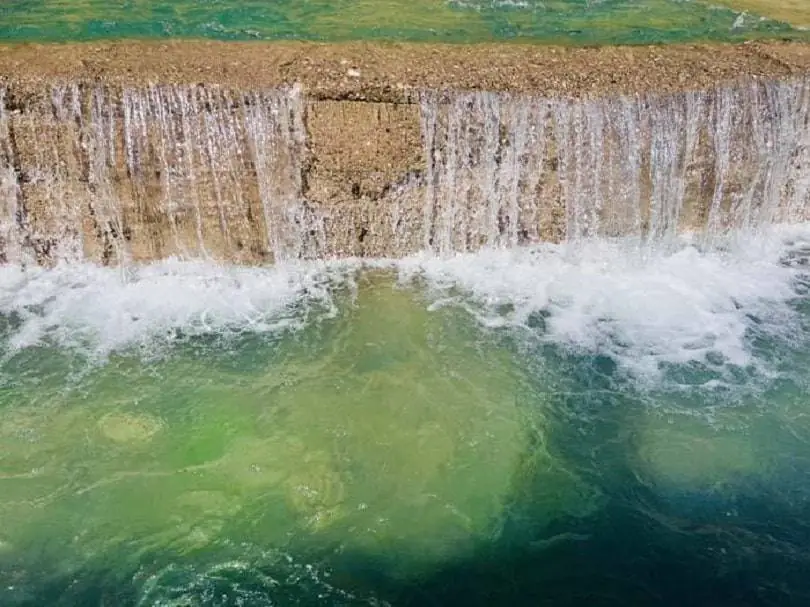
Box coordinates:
[0,271,599,584]
[247,272,598,575]
[634,405,764,495]
[283,449,347,531]
[97,412,164,444]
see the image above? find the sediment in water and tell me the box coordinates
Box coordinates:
[1,41,810,264]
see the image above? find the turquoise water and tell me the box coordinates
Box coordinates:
[0,0,806,44]
[2,226,810,605]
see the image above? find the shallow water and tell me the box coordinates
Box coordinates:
[0,0,807,44]
[2,225,810,605]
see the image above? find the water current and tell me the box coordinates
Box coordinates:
[0,0,806,44]
[2,224,810,605]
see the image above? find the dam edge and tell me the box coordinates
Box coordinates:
[2,40,810,100]
[1,40,810,265]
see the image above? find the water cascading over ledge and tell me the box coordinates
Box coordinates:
[1,76,810,266]
[0,84,318,265]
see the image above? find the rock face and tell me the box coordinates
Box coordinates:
[1,41,810,265]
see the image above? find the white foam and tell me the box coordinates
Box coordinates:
[399,225,810,386]
[2,226,810,386]
[0,258,350,357]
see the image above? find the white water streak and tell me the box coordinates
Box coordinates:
[0,89,21,263]
[0,78,809,263]
[420,78,810,250]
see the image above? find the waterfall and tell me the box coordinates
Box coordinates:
[0,76,809,265]
[118,84,315,263]
[0,84,314,265]
[420,78,810,252]
[0,88,21,263]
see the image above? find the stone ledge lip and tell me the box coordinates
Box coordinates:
[1,40,810,101]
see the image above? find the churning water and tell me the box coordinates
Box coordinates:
[2,223,810,605]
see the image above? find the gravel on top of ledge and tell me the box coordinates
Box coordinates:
[1,40,810,101]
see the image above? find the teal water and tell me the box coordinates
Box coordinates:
[0,0,807,44]
[2,226,810,605]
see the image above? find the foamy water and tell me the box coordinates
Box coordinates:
[2,224,809,386]
[0,259,351,356]
[402,225,810,386]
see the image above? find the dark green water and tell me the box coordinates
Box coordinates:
[0,0,807,44]
[2,227,810,605]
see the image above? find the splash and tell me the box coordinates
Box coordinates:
[400,224,810,386]
[0,258,343,357]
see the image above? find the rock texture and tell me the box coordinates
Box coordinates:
[3,40,810,100]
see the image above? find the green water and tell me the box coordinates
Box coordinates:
[0,0,806,44]
[0,269,599,605]
[3,229,810,605]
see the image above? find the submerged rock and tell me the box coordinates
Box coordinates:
[97,412,164,444]
[635,408,763,494]
[283,450,347,531]
[0,273,598,583]
[245,273,599,576]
